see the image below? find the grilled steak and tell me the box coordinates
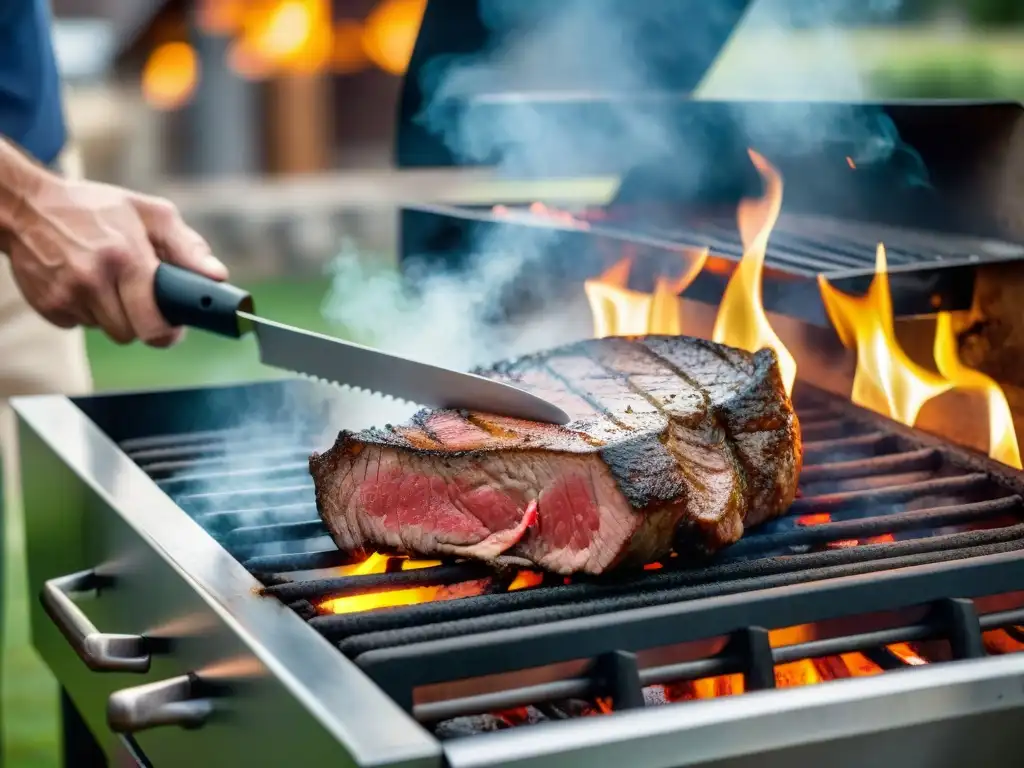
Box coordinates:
[309,336,802,575]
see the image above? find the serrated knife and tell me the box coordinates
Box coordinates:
[152,263,570,424]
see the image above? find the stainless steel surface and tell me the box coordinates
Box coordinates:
[158,169,619,215]
[41,569,151,674]
[239,312,571,424]
[404,201,1024,276]
[444,654,1024,768]
[14,393,442,767]
[108,675,214,734]
[403,200,693,252]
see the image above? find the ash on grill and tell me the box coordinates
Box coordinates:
[124,388,1024,739]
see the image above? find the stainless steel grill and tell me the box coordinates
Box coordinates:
[100,381,1024,749]
[14,380,1024,766]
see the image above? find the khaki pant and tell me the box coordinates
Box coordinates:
[0,143,94,566]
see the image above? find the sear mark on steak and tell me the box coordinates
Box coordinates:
[309,335,802,575]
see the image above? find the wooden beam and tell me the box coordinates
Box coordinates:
[266,72,331,176]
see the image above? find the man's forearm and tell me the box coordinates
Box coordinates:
[0,138,55,235]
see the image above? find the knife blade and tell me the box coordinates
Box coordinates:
[152,263,570,425]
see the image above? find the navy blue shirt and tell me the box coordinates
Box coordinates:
[0,0,66,164]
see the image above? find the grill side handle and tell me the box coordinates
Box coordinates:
[41,569,151,674]
[153,263,255,338]
[108,675,214,735]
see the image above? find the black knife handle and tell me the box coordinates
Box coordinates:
[153,263,255,339]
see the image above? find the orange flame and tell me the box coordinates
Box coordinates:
[819,245,952,426]
[318,554,542,614]
[819,246,1021,467]
[584,250,708,338]
[711,150,797,396]
[319,554,442,613]
[933,312,1022,469]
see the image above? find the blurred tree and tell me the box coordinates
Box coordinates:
[758,0,1024,26]
[890,0,947,22]
[963,0,1024,25]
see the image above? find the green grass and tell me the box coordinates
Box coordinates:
[700,26,1024,100]
[3,277,336,768]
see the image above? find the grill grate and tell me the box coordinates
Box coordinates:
[404,202,1024,326]
[123,386,1024,727]
[599,211,1014,279]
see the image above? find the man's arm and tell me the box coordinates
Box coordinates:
[0,135,228,346]
[0,137,49,238]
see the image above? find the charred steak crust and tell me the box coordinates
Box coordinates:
[309,335,801,575]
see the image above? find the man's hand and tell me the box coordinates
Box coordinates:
[0,151,227,347]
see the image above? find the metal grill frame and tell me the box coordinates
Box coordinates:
[230,385,1024,718]
[109,379,1024,720]
[14,379,1024,768]
[398,202,1024,327]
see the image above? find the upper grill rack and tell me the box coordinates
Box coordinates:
[403,203,1020,327]
[123,386,1024,725]
[629,212,1022,279]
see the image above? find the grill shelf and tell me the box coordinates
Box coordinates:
[403,202,1024,326]
[124,385,1024,726]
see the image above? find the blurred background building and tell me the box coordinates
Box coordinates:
[43,0,1024,280]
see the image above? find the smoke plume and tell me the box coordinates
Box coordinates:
[176,0,930,542]
[320,0,918,375]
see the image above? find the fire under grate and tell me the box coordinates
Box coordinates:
[123,385,1024,735]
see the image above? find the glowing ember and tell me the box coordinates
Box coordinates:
[840,653,883,677]
[665,673,745,700]
[886,643,928,665]
[933,312,1022,469]
[711,150,797,396]
[768,624,885,687]
[508,571,544,591]
[819,244,952,426]
[769,625,826,687]
[983,629,1024,655]
[863,533,897,544]
[775,660,822,687]
[797,512,832,526]
[592,697,614,714]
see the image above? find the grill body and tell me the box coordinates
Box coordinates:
[13,383,438,768]
[13,379,1024,767]
[395,4,1024,326]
